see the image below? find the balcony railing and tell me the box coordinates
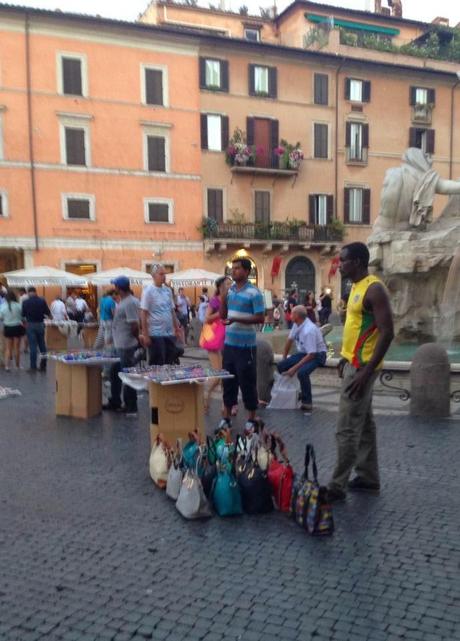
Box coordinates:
[203,222,343,243]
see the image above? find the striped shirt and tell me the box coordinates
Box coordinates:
[225,282,264,348]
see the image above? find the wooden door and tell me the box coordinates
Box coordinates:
[254,118,271,168]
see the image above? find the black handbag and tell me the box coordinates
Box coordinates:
[237,437,273,515]
[200,437,217,498]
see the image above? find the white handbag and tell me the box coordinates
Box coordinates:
[149,436,171,489]
[175,457,212,520]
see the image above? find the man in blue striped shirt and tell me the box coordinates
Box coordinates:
[220,258,265,432]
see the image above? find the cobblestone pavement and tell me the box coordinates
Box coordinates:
[0,364,459,641]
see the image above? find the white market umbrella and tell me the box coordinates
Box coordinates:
[166,268,223,288]
[88,267,152,286]
[3,266,87,287]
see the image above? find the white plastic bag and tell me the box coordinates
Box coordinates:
[267,372,300,410]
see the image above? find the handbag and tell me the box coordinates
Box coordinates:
[267,435,294,512]
[149,435,171,489]
[237,446,274,515]
[211,450,243,517]
[182,432,200,470]
[175,455,212,520]
[199,320,225,352]
[291,444,334,536]
[166,440,184,501]
[200,437,217,499]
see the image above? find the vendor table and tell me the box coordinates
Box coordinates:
[50,353,119,419]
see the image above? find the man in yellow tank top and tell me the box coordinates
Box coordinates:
[328,242,394,502]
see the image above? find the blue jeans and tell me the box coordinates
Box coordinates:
[277,351,327,405]
[26,322,47,370]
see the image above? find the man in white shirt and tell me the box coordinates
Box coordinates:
[277,305,327,411]
[50,296,68,322]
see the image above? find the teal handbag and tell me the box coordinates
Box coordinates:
[182,433,200,469]
[211,451,243,517]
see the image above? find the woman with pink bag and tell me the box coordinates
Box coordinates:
[200,276,232,412]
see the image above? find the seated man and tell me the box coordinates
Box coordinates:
[277,305,327,411]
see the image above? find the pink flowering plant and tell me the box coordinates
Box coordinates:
[274,139,304,169]
[226,127,257,166]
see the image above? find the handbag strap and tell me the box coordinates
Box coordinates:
[304,443,318,482]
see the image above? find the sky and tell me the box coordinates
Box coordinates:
[5,0,460,25]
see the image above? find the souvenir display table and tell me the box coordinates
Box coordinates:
[49,352,119,419]
[121,365,233,446]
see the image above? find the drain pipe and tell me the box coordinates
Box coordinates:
[25,12,39,251]
[449,73,460,180]
[334,57,346,220]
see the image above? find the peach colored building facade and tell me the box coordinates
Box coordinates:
[1,1,460,304]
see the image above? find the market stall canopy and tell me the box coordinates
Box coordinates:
[87,267,152,286]
[166,268,223,288]
[3,266,87,287]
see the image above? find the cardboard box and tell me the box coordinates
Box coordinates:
[149,381,204,447]
[46,325,68,351]
[81,325,99,348]
[55,361,102,419]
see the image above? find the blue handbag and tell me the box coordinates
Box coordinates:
[211,450,243,517]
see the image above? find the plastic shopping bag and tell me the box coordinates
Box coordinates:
[267,372,300,410]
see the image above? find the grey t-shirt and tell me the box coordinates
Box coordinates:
[112,295,140,349]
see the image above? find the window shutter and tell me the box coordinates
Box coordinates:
[344,187,350,223]
[363,189,371,224]
[428,88,436,105]
[363,80,371,103]
[409,127,417,147]
[199,57,206,89]
[148,203,169,223]
[327,195,334,223]
[67,198,90,219]
[208,189,223,223]
[362,124,369,149]
[62,58,82,96]
[269,67,277,98]
[200,114,208,150]
[345,121,351,147]
[426,129,435,154]
[409,86,417,106]
[270,119,279,168]
[65,128,86,165]
[145,69,163,105]
[221,60,229,92]
[246,117,255,145]
[248,64,255,96]
[221,116,229,151]
[345,77,351,100]
[147,136,166,172]
[314,123,328,159]
[255,191,270,224]
[308,195,316,225]
[314,73,328,105]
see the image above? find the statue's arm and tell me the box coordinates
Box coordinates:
[436,178,460,195]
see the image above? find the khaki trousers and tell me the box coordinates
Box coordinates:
[330,363,380,492]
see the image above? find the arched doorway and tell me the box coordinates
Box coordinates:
[226,249,258,286]
[285,256,315,299]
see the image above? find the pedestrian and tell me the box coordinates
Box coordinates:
[74,291,89,323]
[65,290,78,320]
[304,290,317,324]
[219,257,265,433]
[94,289,116,349]
[176,287,190,342]
[21,286,50,371]
[197,295,208,324]
[202,275,231,412]
[201,287,209,303]
[277,305,328,412]
[319,287,333,325]
[284,289,297,329]
[0,290,25,370]
[50,295,68,321]
[140,263,182,365]
[327,242,394,502]
[103,276,140,417]
[18,287,29,353]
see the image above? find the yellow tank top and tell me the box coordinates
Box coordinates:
[341,275,383,369]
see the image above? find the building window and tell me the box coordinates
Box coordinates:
[207,188,224,223]
[144,198,174,224]
[344,187,370,224]
[254,191,270,224]
[142,65,167,107]
[63,126,87,166]
[199,58,229,92]
[62,194,95,221]
[309,194,333,225]
[58,53,87,97]
[345,78,371,103]
[200,114,229,151]
[244,27,260,42]
[410,87,436,106]
[409,127,435,154]
[0,191,8,218]
[314,73,328,105]
[346,122,369,163]
[248,64,277,98]
[314,123,329,159]
[146,135,166,172]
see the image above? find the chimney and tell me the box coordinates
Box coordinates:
[431,17,450,27]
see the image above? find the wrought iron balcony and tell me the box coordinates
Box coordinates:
[203,221,343,243]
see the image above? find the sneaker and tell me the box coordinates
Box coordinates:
[300,403,313,412]
[348,477,380,493]
[327,487,346,503]
[215,418,231,433]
